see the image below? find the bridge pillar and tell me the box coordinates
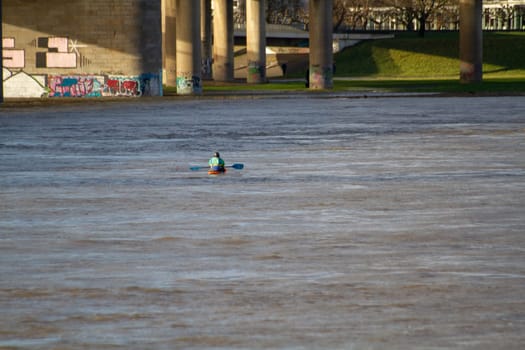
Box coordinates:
[213,0,234,81]
[201,0,212,80]
[246,0,266,84]
[309,0,333,90]
[162,0,177,87]
[176,0,202,94]
[459,0,483,83]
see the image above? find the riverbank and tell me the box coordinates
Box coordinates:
[2,77,525,111]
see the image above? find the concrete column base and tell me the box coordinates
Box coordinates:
[459,0,483,83]
[246,0,266,84]
[309,0,333,90]
[213,0,234,82]
[176,0,202,94]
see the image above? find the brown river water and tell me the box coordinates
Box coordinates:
[1,95,524,349]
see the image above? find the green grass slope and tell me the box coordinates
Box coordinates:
[335,31,525,78]
[165,31,525,95]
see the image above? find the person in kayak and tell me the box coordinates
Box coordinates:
[209,152,225,172]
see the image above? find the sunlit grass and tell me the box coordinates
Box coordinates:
[195,77,525,94]
[164,31,525,95]
[334,31,525,79]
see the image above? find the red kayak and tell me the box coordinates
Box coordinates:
[208,169,226,175]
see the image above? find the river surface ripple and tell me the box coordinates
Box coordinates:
[1,96,525,349]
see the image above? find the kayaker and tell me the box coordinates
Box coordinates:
[209,152,225,172]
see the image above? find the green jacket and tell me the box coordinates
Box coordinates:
[209,156,225,168]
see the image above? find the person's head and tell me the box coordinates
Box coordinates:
[214,152,220,158]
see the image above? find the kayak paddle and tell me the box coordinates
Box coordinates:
[190,163,244,171]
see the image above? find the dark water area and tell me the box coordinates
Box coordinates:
[1,96,524,349]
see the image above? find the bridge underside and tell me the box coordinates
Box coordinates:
[1,0,483,99]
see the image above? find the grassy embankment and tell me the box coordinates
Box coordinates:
[195,31,525,94]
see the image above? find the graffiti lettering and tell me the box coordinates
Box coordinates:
[104,77,142,97]
[48,75,103,97]
[176,72,201,94]
[47,75,161,98]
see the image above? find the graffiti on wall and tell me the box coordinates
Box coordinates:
[2,68,47,98]
[2,36,80,69]
[176,72,202,94]
[309,65,333,89]
[36,37,77,68]
[47,74,161,98]
[247,60,265,83]
[3,69,161,98]
[2,35,162,98]
[105,77,141,97]
[48,75,104,97]
[3,38,25,68]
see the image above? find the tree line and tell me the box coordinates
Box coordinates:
[233,0,523,37]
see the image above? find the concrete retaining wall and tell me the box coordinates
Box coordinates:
[2,0,163,98]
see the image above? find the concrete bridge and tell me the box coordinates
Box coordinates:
[1,0,482,99]
[167,0,336,93]
[167,0,483,94]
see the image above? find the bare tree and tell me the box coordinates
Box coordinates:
[433,4,459,30]
[233,0,246,24]
[334,0,386,32]
[497,3,515,30]
[350,0,378,30]
[237,0,461,34]
[388,0,417,31]
[415,0,453,36]
[387,0,453,36]
[333,0,349,31]
[267,0,306,24]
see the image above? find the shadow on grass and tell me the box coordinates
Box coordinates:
[334,77,525,94]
